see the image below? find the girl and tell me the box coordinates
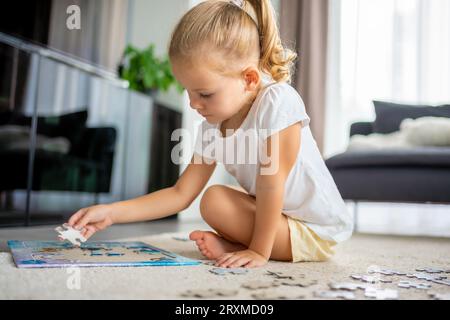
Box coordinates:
[68,0,353,268]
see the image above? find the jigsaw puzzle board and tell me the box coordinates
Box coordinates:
[8,240,200,268]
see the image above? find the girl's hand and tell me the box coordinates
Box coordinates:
[67,204,115,240]
[215,249,268,268]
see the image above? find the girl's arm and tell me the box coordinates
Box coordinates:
[107,153,216,224]
[249,123,302,259]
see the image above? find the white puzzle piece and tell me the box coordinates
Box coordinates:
[428,292,450,300]
[329,282,368,291]
[209,267,248,276]
[398,280,431,290]
[242,280,279,290]
[279,278,318,288]
[180,288,238,298]
[252,290,305,300]
[364,287,399,300]
[314,290,356,300]
[55,223,87,247]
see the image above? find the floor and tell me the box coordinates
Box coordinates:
[1,202,450,299]
[1,231,449,299]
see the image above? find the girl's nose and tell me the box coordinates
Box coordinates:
[190,101,203,111]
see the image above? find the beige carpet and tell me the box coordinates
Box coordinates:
[1,232,449,300]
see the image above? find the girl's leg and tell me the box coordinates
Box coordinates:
[190,184,292,261]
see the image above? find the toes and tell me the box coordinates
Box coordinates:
[189,230,205,241]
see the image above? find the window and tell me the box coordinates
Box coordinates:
[325,0,450,156]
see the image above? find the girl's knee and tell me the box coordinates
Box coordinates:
[199,184,226,218]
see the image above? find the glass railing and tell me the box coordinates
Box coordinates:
[0,32,154,227]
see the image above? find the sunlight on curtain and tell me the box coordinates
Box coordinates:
[324,0,450,157]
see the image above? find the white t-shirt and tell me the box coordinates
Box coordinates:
[193,77,353,243]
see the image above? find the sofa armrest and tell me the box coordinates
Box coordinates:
[350,122,374,137]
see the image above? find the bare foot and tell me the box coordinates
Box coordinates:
[189,230,246,260]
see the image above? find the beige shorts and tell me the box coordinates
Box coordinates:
[286,216,337,263]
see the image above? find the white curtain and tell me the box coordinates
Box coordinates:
[324,0,450,157]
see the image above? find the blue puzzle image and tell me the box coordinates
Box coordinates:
[8,240,201,268]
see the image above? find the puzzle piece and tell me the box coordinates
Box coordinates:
[367,266,406,276]
[252,290,305,300]
[314,290,355,300]
[278,278,318,288]
[242,280,279,290]
[428,292,450,300]
[180,288,238,298]
[351,274,392,283]
[329,282,368,291]
[416,267,448,274]
[406,272,447,282]
[364,287,398,300]
[55,223,86,247]
[398,280,431,290]
[209,267,248,276]
[430,278,450,287]
[172,236,190,242]
[266,270,304,280]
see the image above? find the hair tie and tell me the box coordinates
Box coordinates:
[229,0,259,28]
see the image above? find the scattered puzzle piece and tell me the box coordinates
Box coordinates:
[279,278,318,288]
[329,282,368,291]
[266,270,304,280]
[428,292,450,300]
[415,267,446,274]
[55,223,86,247]
[351,274,392,283]
[367,266,406,276]
[242,280,279,290]
[398,280,431,290]
[252,290,305,300]
[314,290,355,300]
[180,288,238,298]
[172,236,190,242]
[364,287,398,300]
[406,273,447,282]
[209,267,248,276]
[430,278,450,287]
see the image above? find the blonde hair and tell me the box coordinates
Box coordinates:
[168,0,297,83]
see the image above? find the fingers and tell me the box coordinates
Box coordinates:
[83,225,97,240]
[216,253,244,268]
[229,256,251,268]
[68,208,88,227]
[215,252,235,266]
[93,219,112,231]
[244,260,257,268]
[74,210,93,230]
[214,250,266,268]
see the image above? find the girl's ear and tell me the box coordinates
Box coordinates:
[242,67,261,91]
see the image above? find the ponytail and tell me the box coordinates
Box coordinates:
[246,0,297,83]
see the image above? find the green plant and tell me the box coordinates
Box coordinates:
[119,44,184,94]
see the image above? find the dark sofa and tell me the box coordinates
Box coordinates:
[0,110,116,193]
[325,101,450,204]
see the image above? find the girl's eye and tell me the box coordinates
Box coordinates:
[200,93,212,98]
